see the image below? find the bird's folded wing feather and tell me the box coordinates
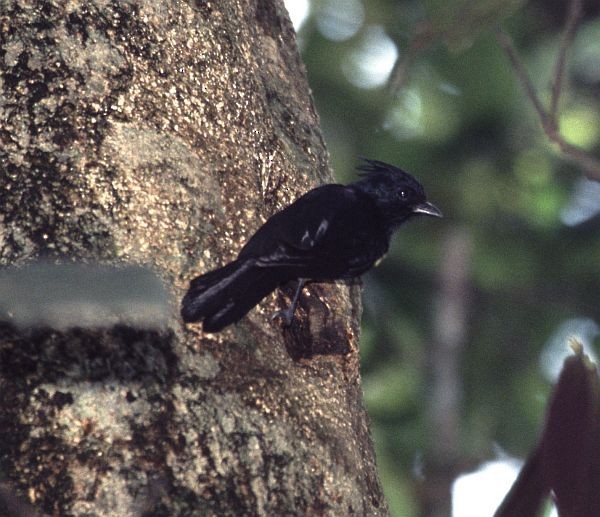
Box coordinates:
[238,184,364,268]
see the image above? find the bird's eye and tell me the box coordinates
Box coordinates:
[400,191,407,199]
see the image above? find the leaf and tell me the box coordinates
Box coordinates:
[541,341,600,516]
[495,341,600,516]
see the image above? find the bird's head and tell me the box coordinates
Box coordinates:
[354,158,442,228]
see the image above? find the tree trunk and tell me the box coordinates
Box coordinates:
[420,227,472,517]
[0,1,388,515]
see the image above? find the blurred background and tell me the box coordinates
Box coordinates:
[284,0,600,515]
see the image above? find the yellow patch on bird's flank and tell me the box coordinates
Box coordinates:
[374,254,387,267]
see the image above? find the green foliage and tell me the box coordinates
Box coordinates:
[295,0,600,513]
[423,0,526,50]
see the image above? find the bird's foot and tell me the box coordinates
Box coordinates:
[271,308,295,327]
[271,278,306,328]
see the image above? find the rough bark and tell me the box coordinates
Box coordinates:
[0,1,388,515]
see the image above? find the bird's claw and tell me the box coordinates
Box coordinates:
[271,309,294,327]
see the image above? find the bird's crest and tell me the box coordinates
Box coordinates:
[356,157,423,192]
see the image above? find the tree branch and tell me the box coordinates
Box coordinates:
[550,0,583,124]
[495,0,600,182]
[388,21,437,97]
[494,26,550,128]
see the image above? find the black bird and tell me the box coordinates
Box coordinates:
[181,159,442,332]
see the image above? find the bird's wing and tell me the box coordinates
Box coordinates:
[238,184,373,270]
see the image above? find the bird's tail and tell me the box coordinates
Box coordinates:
[180,259,282,332]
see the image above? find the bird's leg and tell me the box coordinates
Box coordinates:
[272,278,307,327]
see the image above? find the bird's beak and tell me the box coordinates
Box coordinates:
[412,201,443,218]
